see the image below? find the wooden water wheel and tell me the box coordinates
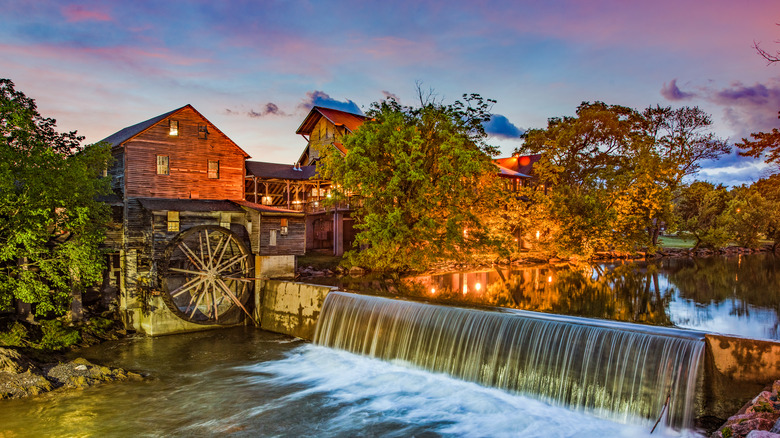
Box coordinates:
[160,225,255,325]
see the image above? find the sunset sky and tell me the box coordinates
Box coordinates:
[2,0,779,185]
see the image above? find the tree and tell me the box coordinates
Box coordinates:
[749,175,780,250]
[737,112,780,174]
[675,181,731,249]
[317,94,506,271]
[520,102,661,257]
[641,105,731,244]
[0,79,112,317]
[722,186,772,248]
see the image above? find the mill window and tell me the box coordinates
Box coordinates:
[157,155,169,175]
[167,211,180,232]
[208,160,219,179]
[198,124,208,139]
[169,120,179,136]
[280,218,288,236]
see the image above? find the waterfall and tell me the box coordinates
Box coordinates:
[314,291,705,429]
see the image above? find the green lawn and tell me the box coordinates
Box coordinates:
[657,235,697,249]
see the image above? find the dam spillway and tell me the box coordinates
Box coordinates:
[313,291,705,429]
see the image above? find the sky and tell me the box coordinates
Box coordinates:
[1,0,779,186]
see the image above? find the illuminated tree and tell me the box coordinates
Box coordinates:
[317,95,506,271]
[0,79,111,317]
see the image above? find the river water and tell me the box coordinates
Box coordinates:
[0,327,700,437]
[4,254,772,436]
[311,253,780,341]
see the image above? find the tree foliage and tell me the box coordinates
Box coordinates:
[317,95,506,271]
[737,112,780,174]
[519,102,729,257]
[675,181,731,249]
[0,79,112,316]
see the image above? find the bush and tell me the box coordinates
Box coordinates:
[0,322,29,347]
[33,320,81,351]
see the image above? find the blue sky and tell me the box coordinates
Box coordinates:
[2,0,779,185]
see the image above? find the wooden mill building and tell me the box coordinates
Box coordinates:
[101,105,305,334]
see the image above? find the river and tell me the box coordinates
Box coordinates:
[0,327,699,437]
[4,254,772,436]
[309,253,780,341]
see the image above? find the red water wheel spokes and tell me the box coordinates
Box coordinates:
[161,225,255,325]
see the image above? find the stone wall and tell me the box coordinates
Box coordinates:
[703,334,780,420]
[257,280,337,340]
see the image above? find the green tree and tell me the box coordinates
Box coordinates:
[722,185,772,248]
[675,181,731,249]
[752,175,780,250]
[520,102,653,257]
[0,79,112,317]
[317,95,505,271]
[641,105,730,244]
[519,102,729,257]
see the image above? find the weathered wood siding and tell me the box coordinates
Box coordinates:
[108,150,124,197]
[307,117,348,162]
[123,107,246,200]
[259,216,306,256]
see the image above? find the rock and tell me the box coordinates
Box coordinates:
[746,430,780,438]
[349,266,367,276]
[0,347,34,374]
[0,370,53,399]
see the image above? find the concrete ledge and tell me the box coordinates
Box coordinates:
[703,334,780,419]
[256,255,296,279]
[259,280,338,340]
[127,296,231,337]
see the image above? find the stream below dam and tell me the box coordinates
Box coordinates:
[0,327,701,437]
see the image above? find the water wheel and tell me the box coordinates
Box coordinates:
[160,225,255,325]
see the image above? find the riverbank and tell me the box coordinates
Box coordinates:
[0,346,142,399]
[296,244,779,278]
[711,380,780,437]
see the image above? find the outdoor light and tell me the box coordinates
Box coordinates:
[430,288,436,294]
[547,276,553,283]
[463,285,468,295]
[475,283,481,291]
[535,230,540,240]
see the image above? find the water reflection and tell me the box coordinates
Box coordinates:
[313,254,780,341]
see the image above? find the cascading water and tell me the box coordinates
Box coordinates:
[314,291,705,430]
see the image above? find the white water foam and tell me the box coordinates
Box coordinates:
[239,345,703,438]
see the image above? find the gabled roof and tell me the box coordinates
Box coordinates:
[295,106,366,135]
[245,161,318,180]
[494,154,542,177]
[101,106,183,148]
[496,164,531,179]
[100,104,250,158]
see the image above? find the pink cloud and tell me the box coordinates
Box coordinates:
[661,79,696,101]
[62,5,112,22]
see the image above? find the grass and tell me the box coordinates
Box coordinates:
[657,235,697,249]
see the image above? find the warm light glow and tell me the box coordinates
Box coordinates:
[514,238,518,242]
[535,230,540,240]
[519,156,531,166]
[463,229,468,237]
[430,287,436,294]
[261,196,273,205]
[475,282,481,291]
[547,276,553,283]
[463,285,468,294]
[736,208,741,213]
[327,193,332,198]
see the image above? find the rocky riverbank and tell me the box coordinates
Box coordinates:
[711,380,780,438]
[0,347,142,399]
